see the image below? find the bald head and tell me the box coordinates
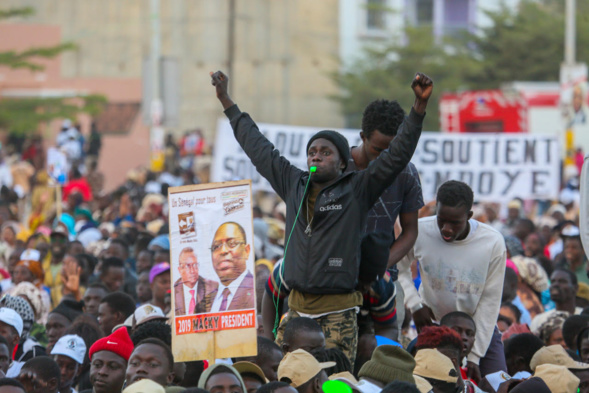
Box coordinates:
[211,222,250,285]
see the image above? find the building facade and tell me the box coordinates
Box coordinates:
[0,0,343,189]
[339,0,521,67]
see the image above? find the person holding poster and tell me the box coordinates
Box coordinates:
[173,247,218,315]
[210,222,255,312]
[210,70,432,363]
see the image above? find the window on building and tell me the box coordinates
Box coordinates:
[443,0,470,37]
[366,0,387,30]
[416,0,434,25]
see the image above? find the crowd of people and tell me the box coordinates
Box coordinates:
[0,69,583,393]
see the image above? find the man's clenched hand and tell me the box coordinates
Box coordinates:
[210,70,235,110]
[411,72,433,115]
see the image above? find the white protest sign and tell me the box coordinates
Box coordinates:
[212,119,560,203]
[412,133,559,202]
[47,147,68,185]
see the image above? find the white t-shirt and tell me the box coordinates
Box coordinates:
[398,216,506,364]
[62,140,82,161]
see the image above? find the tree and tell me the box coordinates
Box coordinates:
[0,6,106,135]
[0,96,106,135]
[464,0,589,88]
[332,26,478,131]
[332,0,589,130]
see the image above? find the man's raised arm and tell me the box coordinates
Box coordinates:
[210,71,303,199]
[356,73,433,206]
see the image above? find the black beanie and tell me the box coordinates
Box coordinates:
[51,299,85,322]
[306,130,350,171]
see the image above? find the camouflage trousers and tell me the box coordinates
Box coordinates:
[275,308,358,368]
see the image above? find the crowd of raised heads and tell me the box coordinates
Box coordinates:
[0,107,585,393]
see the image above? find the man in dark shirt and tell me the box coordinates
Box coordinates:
[348,98,424,339]
[211,69,432,365]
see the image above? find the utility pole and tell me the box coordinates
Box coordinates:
[227,0,236,96]
[565,0,576,66]
[150,0,164,171]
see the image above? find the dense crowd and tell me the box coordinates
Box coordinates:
[0,70,583,393]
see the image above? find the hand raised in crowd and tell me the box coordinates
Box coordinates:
[18,369,50,392]
[62,257,82,300]
[210,71,235,110]
[411,72,434,114]
[412,304,435,332]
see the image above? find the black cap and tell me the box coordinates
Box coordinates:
[306,130,350,171]
[51,299,85,322]
[510,377,550,393]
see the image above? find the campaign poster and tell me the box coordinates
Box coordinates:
[169,180,257,362]
[560,63,589,157]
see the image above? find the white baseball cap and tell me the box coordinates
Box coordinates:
[0,308,23,337]
[51,334,86,365]
[112,304,166,332]
[562,225,581,237]
[20,249,40,262]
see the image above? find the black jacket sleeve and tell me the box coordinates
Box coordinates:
[354,108,424,208]
[225,104,304,200]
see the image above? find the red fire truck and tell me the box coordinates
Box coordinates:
[439,83,561,134]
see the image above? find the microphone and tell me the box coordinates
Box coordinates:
[275,164,316,335]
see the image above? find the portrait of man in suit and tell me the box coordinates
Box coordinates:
[174,246,218,316]
[210,221,255,312]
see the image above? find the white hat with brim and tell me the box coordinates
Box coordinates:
[0,308,23,337]
[50,334,86,364]
[112,304,166,333]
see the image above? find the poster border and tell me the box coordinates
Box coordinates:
[169,179,252,195]
[169,179,258,362]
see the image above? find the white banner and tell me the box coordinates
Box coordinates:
[212,119,560,203]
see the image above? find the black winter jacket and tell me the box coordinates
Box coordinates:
[225,105,424,294]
